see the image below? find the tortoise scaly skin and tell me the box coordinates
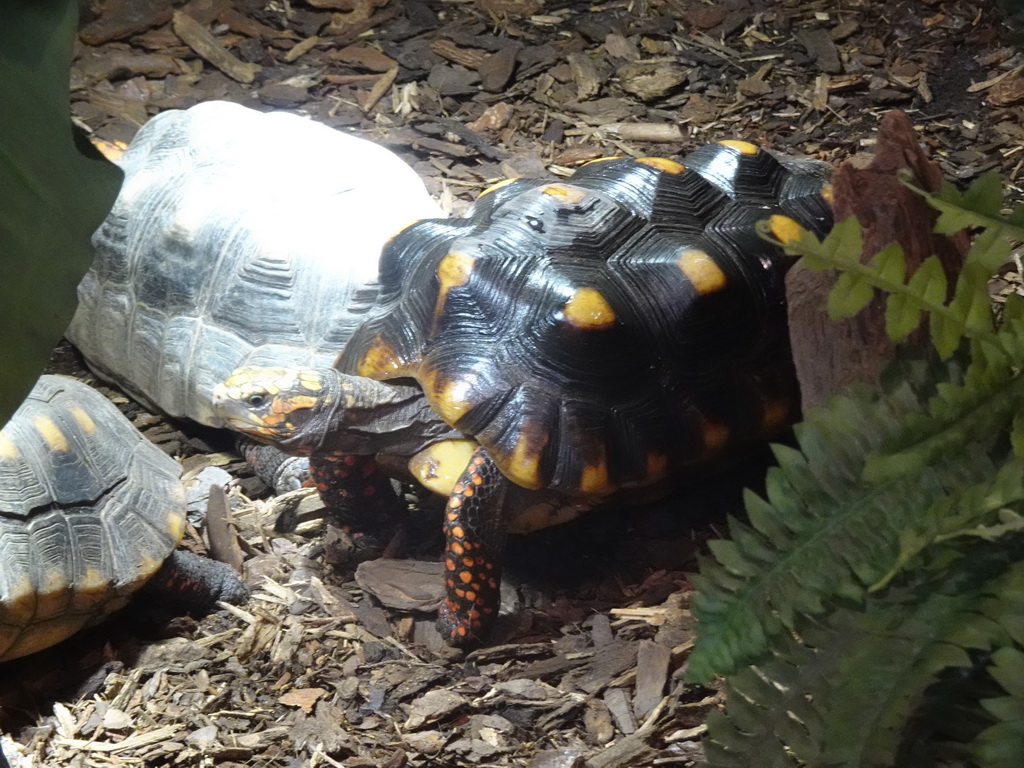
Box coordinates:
[213,140,834,646]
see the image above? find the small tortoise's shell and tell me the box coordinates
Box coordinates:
[339,141,832,496]
[0,376,186,661]
[69,101,443,426]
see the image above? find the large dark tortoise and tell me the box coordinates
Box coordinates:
[213,140,833,644]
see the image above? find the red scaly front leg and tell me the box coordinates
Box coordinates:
[437,446,511,646]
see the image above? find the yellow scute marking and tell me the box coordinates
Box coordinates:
[638,157,685,174]
[70,407,96,434]
[408,439,479,496]
[33,415,69,452]
[579,448,612,495]
[719,139,759,155]
[0,431,18,460]
[582,156,621,165]
[563,287,616,329]
[678,249,728,295]
[821,183,834,204]
[702,420,731,453]
[436,249,476,289]
[0,573,35,624]
[540,184,587,204]
[165,509,187,543]
[645,451,669,483]
[768,214,806,245]
[357,334,405,378]
[760,396,792,434]
[504,431,547,490]
[478,177,517,197]
[427,373,475,425]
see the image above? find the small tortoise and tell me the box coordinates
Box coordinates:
[68,100,442,430]
[213,140,833,644]
[0,375,246,661]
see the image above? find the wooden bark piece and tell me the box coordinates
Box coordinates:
[786,110,970,409]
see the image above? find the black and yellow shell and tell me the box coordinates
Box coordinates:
[339,140,833,496]
[0,375,186,661]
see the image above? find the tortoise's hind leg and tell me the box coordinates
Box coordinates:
[437,446,511,646]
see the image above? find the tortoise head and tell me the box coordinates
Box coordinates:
[212,366,336,451]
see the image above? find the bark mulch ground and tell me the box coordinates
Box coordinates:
[2,0,1023,765]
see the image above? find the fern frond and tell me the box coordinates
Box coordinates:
[687,348,1024,684]
[704,549,1024,768]
[903,171,1024,242]
[974,646,1024,768]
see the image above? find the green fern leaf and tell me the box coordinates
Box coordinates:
[974,647,1024,768]
[705,549,1024,768]
[830,271,877,319]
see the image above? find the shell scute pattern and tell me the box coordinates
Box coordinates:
[69,101,442,427]
[340,142,833,495]
[0,376,185,661]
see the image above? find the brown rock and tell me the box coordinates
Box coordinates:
[787,110,969,409]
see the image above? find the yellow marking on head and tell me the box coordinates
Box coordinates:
[677,249,728,295]
[478,177,517,197]
[70,407,96,435]
[718,139,759,155]
[767,214,806,246]
[298,370,323,392]
[33,415,69,452]
[503,431,547,490]
[638,157,685,174]
[562,287,616,330]
[540,184,587,204]
[821,182,834,205]
[357,334,405,378]
[0,431,19,460]
[409,439,479,497]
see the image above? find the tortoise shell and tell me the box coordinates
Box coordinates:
[68,101,443,427]
[0,375,186,661]
[337,140,833,496]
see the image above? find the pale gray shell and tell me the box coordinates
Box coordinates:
[0,375,185,661]
[68,101,443,426]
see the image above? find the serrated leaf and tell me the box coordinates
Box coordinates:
[965,226,1014,274]
[829,272,875,319]
[962,171,1006,218]
[885,293,921,341]
[872,243,906,284]
[906,256,949,307]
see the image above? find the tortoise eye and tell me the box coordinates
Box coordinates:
[246,393,268,408]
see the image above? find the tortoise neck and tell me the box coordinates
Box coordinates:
[284,369,456,458]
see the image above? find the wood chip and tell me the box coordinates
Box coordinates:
[172,11,261,84]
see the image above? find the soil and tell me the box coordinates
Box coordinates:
[2,0,1023,766]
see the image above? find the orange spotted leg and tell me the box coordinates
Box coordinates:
[310,454,405,556]
[438,446,511,645]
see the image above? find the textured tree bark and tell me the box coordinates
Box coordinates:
[786,110,970,410]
